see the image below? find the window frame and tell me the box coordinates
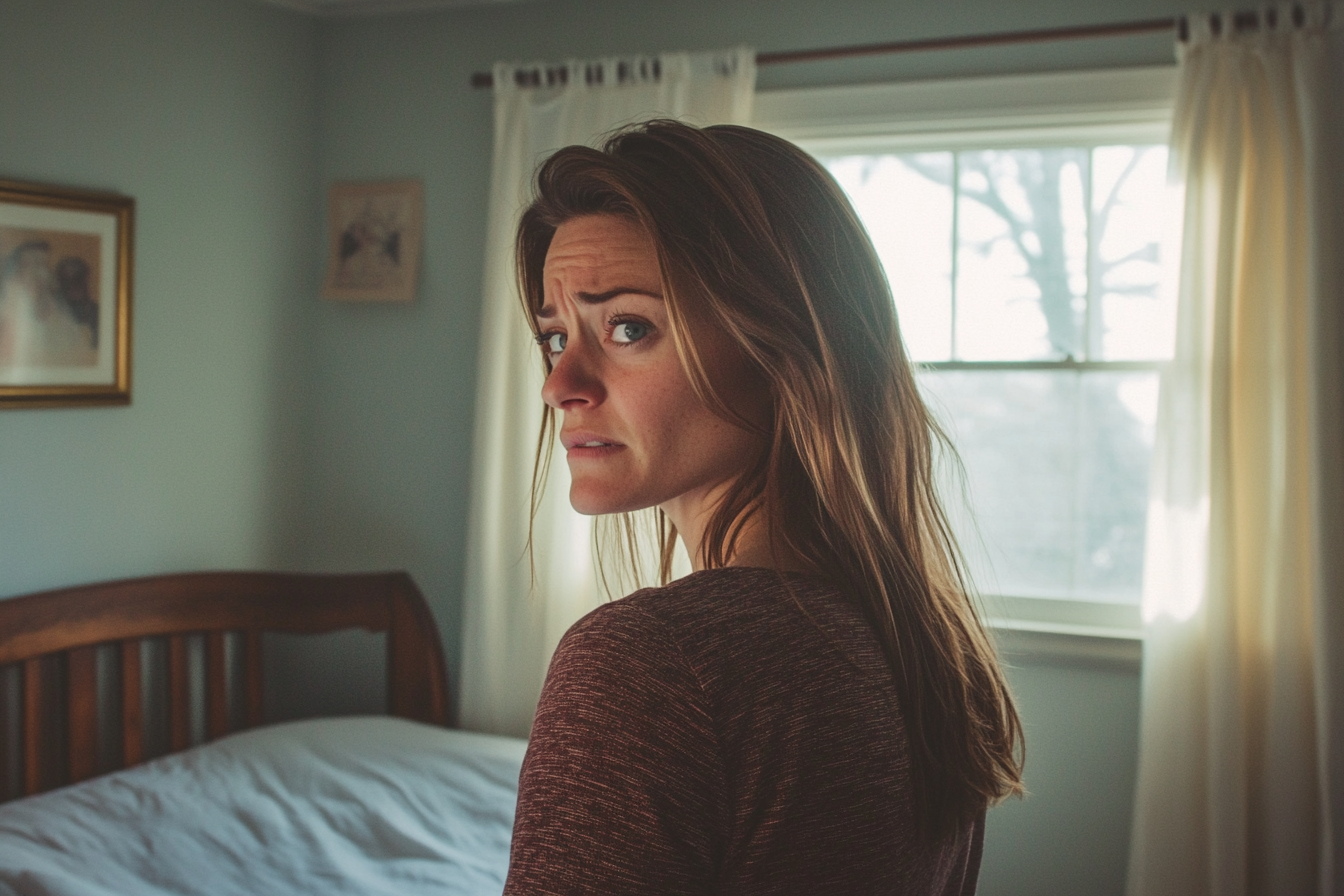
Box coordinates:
[753,66,1178,657]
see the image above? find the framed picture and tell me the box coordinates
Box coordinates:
[0,180,134,409]
[322,179,423,303]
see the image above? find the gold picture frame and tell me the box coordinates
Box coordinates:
[322,179,423,303]
[0,179,134,409]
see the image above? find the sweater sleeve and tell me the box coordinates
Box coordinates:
[503,601,724,896]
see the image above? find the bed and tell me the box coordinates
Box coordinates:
[0,571,526,896]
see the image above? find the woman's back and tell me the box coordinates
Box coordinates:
[504,567,984,895]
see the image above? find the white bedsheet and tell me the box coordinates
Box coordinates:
[0,716,527,896]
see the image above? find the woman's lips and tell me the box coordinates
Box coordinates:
[561,431,625,456]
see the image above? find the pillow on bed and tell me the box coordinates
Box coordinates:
[0,717,527,896]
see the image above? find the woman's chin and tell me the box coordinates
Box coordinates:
[568,483,651,516]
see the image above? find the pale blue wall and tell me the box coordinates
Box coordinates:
[0,0,319,595]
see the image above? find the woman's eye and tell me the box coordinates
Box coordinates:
[539,332,566,355]
[611,321,650,344]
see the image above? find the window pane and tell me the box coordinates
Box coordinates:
[954,149,1089,361]
[1092,145,1176,360]
[923,370,1158,603]
[823,153,953,362]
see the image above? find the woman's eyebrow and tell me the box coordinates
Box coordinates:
[575,287,663,304]
[537,286,663,317]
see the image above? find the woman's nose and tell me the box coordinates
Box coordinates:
[541,338,605,411]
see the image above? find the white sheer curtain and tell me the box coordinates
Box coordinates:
[460,48,755,738]
[1128,5,1344,894]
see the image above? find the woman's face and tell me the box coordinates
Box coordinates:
[536,214,763,520]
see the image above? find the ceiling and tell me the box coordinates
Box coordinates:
[258,0,535,16]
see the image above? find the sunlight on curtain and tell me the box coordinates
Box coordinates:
[1128,4,1343,893]
[460,49,755,738]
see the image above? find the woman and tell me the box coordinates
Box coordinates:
[504,120,1023,895]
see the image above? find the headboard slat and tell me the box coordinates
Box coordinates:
[168,636,189,752]
[67,647,98,784]
[243,631,263,729]
[22,658,44,796]
[205,632,227,740]
[121,640,143,766]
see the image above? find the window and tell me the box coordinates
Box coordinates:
[755,67,1180,640]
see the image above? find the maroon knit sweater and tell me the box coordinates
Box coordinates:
[504,567,985,895]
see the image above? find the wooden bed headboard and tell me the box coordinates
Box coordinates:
[0,571,449,803]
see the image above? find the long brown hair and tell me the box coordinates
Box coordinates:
[517,119,1024,838]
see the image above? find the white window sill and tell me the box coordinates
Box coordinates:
[983,593,1142,669]
[990,619,1142,670]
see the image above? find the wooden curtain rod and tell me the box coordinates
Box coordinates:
[469,16,1176,88]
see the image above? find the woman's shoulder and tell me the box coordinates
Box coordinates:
[622,565,839,615]
[536,579,724,743]
[562,567,835,650]
[563,567,882,687]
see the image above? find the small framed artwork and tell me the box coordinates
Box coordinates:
[322,179,423,303]
[0,179,134,409]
